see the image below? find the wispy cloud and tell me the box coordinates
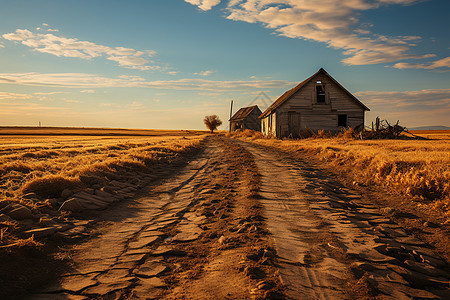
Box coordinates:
[65,99,82,103]
[0,102,74,118]
[194,70,215,76]
[392,57,450,70]
[80,89,96,93]
[0,92,33,100]
[356,88,450,126]
[198,92,221,96]
[184,0,435,66]
[356,89,450,108]
[34,91,69,95]
[0,72,295,91]
[36,23,59,32]
[185,0,221,11]
[2,29,158,71]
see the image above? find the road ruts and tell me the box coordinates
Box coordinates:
[25,141,227,299]
[240,141,450,300]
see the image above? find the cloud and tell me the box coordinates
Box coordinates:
[392,57,450,70]
[0,92,33,100]
[0,102,74,119]
[198,92,221,96]
[2,29,157,71]
[80,89,96,93]
[356,88,450,127]
[65,99,82,103]
[37,26,59,32]
[185,0,434,66]
[0,72,295,91]
[185,0,221,11]
[355,88,450,108]
[194,70,215,76]
[0,44,5,48]
[34,91,69,95]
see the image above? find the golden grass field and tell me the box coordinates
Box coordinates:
[0,126,204,136]
[231,129,450,222]
[0,128,207,247]
[0,131,206,203]
[1,126,449,248]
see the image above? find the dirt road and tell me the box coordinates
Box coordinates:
[240,141,450,299]
[25,137,449,299]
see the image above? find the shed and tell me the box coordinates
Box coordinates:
[259,68,369,138]
[229,105,262,132]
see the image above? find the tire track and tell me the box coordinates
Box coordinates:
[26,138,283,300]
[240,140,450,299]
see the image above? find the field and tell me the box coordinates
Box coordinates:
[1,128,450,299]
[0,129,206,248]
[409,130,450,140]
[231,130,450,222]
[0,126,204,136]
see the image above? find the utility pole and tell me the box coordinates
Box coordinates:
[229,100,233,133]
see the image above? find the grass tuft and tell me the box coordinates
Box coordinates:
[235,131,450,220]
[20,175,81,198]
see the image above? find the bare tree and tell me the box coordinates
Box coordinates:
[204,115,222,133]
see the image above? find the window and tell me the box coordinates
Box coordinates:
[338,114,347,127]
[316,84,325,103]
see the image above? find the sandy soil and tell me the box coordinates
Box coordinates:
[239,140,450,299]
[20,137,282,300]
[9,136,450,299]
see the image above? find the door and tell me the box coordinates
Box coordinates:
[288,111,300,137]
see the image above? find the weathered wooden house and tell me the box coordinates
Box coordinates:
[229,105,262,132]
[259,68,370,138]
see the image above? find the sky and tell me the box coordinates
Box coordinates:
[0,0,449,130]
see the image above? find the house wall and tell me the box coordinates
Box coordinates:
[230,120,243,131]
[230,107,262,132]
[243,108,262,131]
[261,113,276,136]
[275,73,365,137]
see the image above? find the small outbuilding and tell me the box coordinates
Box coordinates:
[229,105,262,132]
[259,68,370,138]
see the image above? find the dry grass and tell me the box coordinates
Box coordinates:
[0,132,206,207]
[225,129,265,139]
[409,130,450,140]
[0,129,206,250]
[230,130,450,222]
[0,126,205,136]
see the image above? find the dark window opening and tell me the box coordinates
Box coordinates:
[338,114,347,127]
[316,85,325,103]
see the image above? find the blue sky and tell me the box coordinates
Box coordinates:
[0,0,448,129]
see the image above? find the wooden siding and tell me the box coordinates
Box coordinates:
[230,106,262,131]
[261,113,276,136]
[274,73,365,137]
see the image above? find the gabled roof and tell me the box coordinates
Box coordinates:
[259,68,370,119]
[230,105,261,121]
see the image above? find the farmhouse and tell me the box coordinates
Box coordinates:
[229,105,262,132]
[260,68,370,138]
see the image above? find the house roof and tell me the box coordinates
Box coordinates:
[259,68,370,119]
[229,105,260,121]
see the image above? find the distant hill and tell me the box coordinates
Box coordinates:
[408,126,450,131]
